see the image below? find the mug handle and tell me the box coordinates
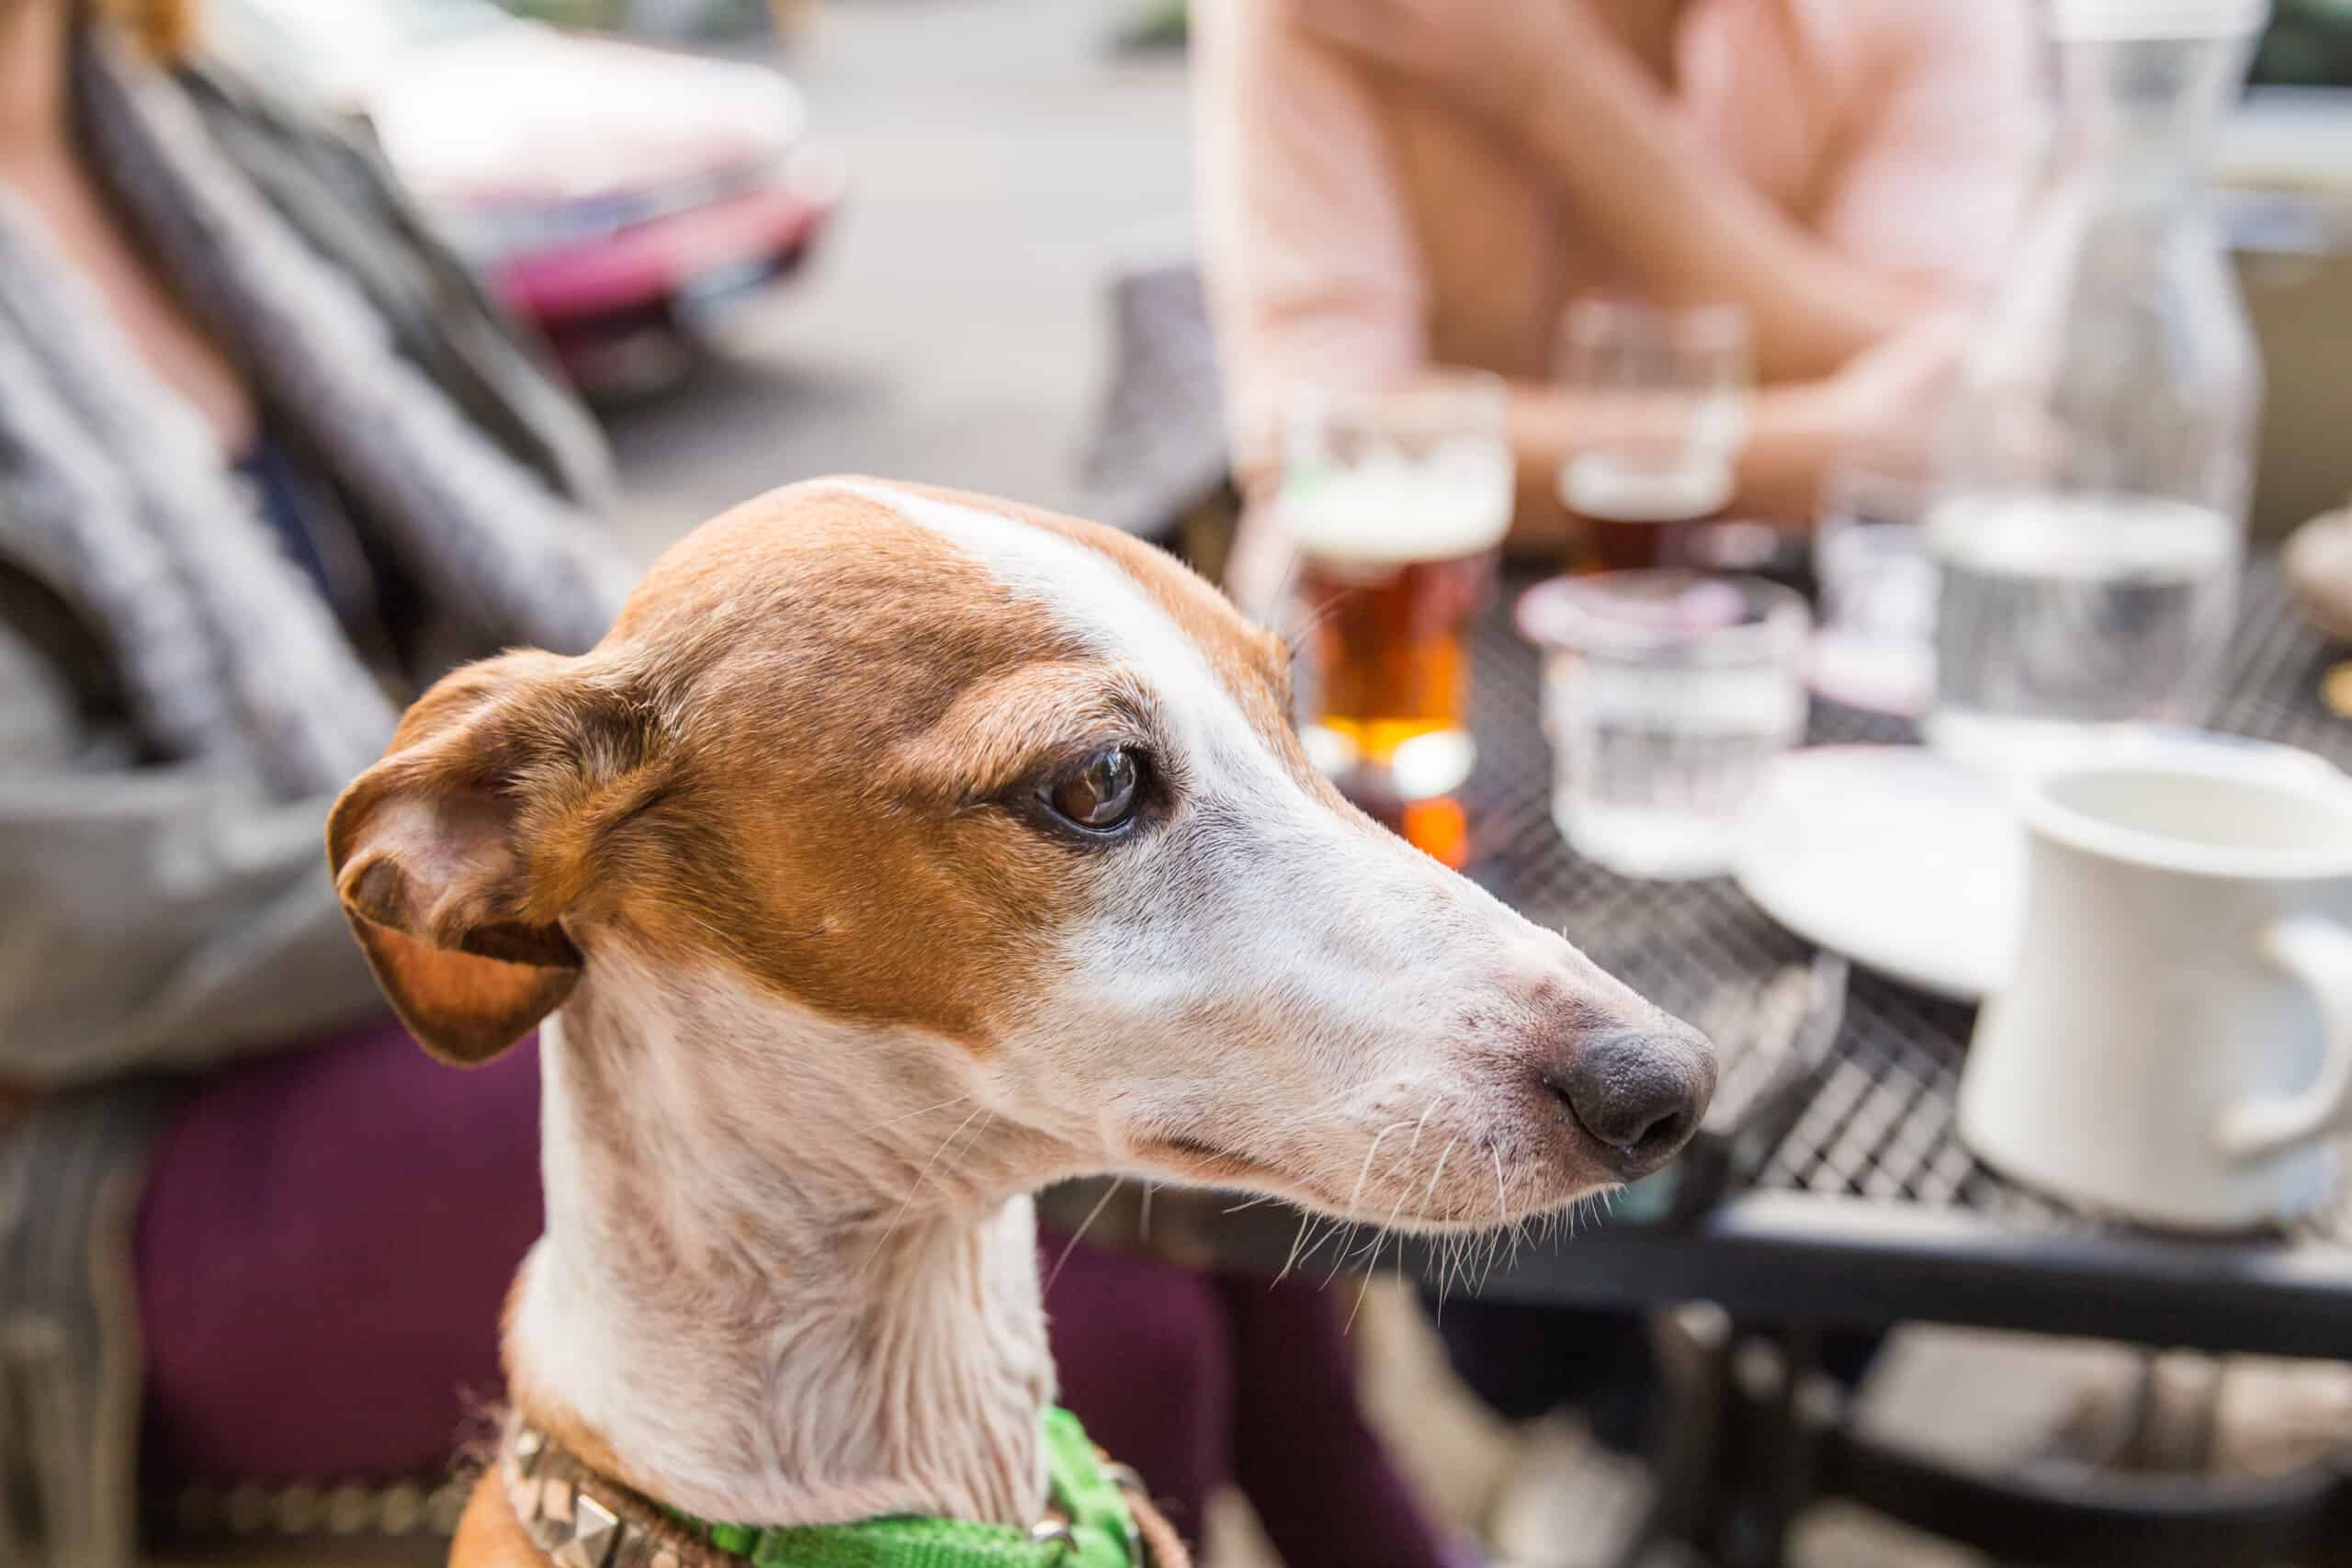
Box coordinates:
[2215,916,2352,1160]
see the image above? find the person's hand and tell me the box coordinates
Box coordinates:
[1796,310,1973,470]
[1289,0,1577,130]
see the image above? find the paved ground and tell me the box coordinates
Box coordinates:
[602,0,1192,561]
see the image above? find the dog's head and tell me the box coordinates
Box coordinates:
[327,479,1711,1232]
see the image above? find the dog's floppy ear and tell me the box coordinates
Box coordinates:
[326,649,653,1066]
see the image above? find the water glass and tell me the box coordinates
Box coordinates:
[1555,299,1752,571]
[1811,463,1939,716]
[1518,571,1811,881]
[1925,491,2241,776]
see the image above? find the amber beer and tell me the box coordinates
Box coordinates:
[1298,549,1493,759]
[1285,437,1513,803]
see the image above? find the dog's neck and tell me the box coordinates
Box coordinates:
[503,953,1058,1529]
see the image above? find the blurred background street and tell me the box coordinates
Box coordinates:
[603,0,1190,558]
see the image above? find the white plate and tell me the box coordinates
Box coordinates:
[1734,747,2022,1001]
[1734,735,2348,1002]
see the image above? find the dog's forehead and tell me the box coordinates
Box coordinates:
[825,479,1245,713]
[624,478,1297,761]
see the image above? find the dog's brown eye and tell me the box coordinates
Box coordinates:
[1045,748,1141,832]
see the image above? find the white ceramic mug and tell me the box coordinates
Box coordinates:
[1957,744,2352,1229]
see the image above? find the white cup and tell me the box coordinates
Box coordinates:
[1957,743,2352,1230]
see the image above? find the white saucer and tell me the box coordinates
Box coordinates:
[1734,747,2022,1001]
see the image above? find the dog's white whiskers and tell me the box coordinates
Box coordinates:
[1478,1145,1515,1291]
[1273,1206,1317,1286]
[1322,1222,1361,1289]
[861,1103,986,1275]
[1278,579,1350,658]
[1417,1134,1459,1310]
[1364,1096,1442,1293]
[850,1092,976,1139]
[1363,1184,1411,1306]
[1403,1100,1438,1167]
[1344,1251,1380,1335]
[1419,1134,1457,1222]
[1289,1218,1324,1275]
[1295,1217,1343,1273]
[1364,1135,1430,1316]
[1343,1120,1410,1218]
[1323,1118,1412,1289]
[1045,1180,1123,1294]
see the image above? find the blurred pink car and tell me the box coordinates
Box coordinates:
[210,0,843,390]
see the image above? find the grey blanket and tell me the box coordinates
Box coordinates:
[0,27,631,1567]
[0,31,627,801]
[0,29,629,1086]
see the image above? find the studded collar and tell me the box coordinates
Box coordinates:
[499,1411,1187,1568]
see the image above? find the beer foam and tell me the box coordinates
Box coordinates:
[1281,438,1515,565]
[1558,452,1734,523]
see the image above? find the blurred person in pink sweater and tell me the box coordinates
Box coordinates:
[1193,0,2041,1470]
[1197,0,2042,604]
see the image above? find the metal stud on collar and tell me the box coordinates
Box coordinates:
[555,1495,623,1568]
[1026,1518,1078,1555]
[508,1419,1121,1568]
[514,1427,652,1568]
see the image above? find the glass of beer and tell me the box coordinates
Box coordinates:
[1555,299,1752,572]
[1279,372,1514,807]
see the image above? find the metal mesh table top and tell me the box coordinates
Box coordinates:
[1464,565,2352,1245]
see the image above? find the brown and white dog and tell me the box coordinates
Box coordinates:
[324,479,1713,1566]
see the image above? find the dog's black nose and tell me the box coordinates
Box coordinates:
[1544,1023,1716,1179]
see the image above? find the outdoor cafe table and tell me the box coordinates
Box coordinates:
[1042,563,2352,1567]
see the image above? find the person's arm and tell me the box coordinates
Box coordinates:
[1503,2,2034,519]
[1512,299,1973,525]
[1194,0,1428,502]
[0,611,383,1088]
[1808,0,2043,296]
[1498,20,1921,380]
[1500,382,1840,546]
[1286,0,2002,380]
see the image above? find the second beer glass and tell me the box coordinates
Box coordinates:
[1555,299,1751,572]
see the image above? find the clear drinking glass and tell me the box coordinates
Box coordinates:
[1279,372,1515,805]
[1555,300,1753,572]
[1811,462,1939,716]
[1518,571,1811,881]
[1929,0,2265,773]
